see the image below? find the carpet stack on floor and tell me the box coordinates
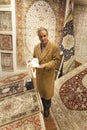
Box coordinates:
[0,72,46,130]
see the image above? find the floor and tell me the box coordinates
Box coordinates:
[44,112,60,130]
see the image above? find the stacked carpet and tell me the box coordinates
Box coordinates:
[0,72,46,130]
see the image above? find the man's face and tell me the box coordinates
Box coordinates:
[38,30,48,44]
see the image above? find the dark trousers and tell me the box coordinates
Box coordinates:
[41,98,51,109]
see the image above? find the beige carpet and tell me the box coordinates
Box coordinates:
[51,63,87,130]
[0,72,46,130]
[0,113,45,130]
[0,90,42,126]
[0,72,28,98]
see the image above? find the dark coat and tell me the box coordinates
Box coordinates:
[34,41,61,99]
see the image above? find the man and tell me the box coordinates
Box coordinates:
[33,27,61,117]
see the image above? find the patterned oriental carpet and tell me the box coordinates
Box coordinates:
[0,72,28,85]
[0,90,45,129]
[0,72,28,98]
[51,63,87,130]
[0,113,45,130]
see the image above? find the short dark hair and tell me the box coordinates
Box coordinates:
[37,27,48,35]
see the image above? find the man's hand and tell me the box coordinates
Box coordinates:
[37,64,45,69]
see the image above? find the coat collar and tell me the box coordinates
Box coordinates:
[38,41,51,62]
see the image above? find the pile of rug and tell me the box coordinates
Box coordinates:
[51,63,87,130]
[0,72,28,98]
[0,72,46,130]
[0,113,45,130]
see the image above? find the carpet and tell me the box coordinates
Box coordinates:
[51,63,87,130]
[0,72,28,85]
[0,113,45,130]
[0,90,42,127]
[0,72,28,98]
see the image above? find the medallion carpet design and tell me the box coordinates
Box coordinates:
[0,113,45,130]
[59,68,87,110]
[0,90,42,127]
[60,1,75,74]
[51,63,87,130]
